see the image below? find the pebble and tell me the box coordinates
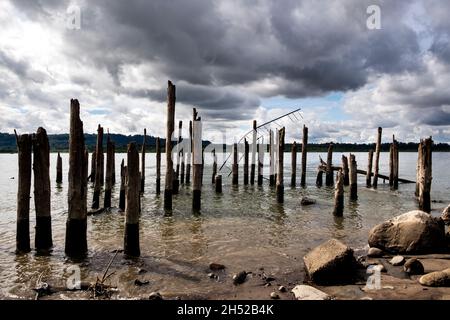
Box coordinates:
[134,279,149,286]
[149,292,163,300]
[138,268,147,274]
[301,197,316,206]
[389,255,405,266]
[270,292,280,299]
[367,247,383,257]
[233,271,248,285]
[278,286,287,292]
[208,273,216,279]
[264,283,271,287]
[209,263,226,271]
[403,258,424,275]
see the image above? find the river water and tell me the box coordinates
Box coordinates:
[0,152,448,299]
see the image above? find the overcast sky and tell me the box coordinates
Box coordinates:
[1,0,450,143]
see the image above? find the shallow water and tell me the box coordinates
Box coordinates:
[0,152,448,299]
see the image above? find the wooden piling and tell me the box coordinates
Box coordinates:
[257,139,264,186]
[15,131,32,253]
[56,152,63,184]
[373,127,382,188]
[325,143,334,186]
[269,130,275,186]
[92,125,104,209]
[154,137,161,195]
[418,137,432,213]
[215,175,222,193]
[274,129,279,183]
[341,155,349,186]
[33,127,53,251]
[212,149,217,184]
[65,99,88,258]
[140,129,146,193]
[349,153,357,201]
[244,139,249,185]
[124,142,140,257]
[186,120,192,185]
[111,143,116,185]
[333,170,344,217]
[192,109,202,211]
[119,159,126,210]
[393,137,399,190]
[173,121,181,193]
[232,143,238,185]
[180,134,185,185]
[291,141,297,188]
[300,125,308,187]
[316,170,323,187]
[104,134,113,208]
[276,128,285,203]
[90,150,96,183]
[164,81,176,210]
[366,150,373,188]
[415,144,421,197]
[250,120,257,185]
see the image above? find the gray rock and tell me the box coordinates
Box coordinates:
[368,247,383,257]
[278,285,287,292]
[368,210,446,254]
[233,271,248,285]
[419,268,450,287]
[442,205,450,225]
[149,292,162,300]
[208,273,216,279]
[301,197,316,206]
[403,258,424,275]
[291,285,330,300]
[270,292,280,299]
[389,256,405,266]
[303,239,358,284]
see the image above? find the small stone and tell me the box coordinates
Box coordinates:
[291,285,329,300]
[149,292,162,300]
[368,247,383,257]
[419,268,450,287]
[233,271,248,285]
[270,292,279,299]
[208,273,216,279]
[278,286,287,292]
[403,258,424,275]
[138,268,147,274]
[369,264,386,273]
[301,197,316,206]
[389,256,405,266]
[442,205,450,225]
[209,263,226,271]
[134,279,149,286]
[263,275,276,282]
[264,283,271,287]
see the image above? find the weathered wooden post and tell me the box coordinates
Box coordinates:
[257,139,264,186]
[389,142,394,187]
[276,128,285,203]
[325,143,334,186]
[192,109,202,211]
[140,129,146,193]
[244,139,249,185]
[291,141,297,188]
[300,125,308,187]
[250,120,257,185]
[232,143,238,185]
[212,149,217,184]
[119,159,126,210]
[366,150,373,188]
[111,143,116,185]
[104,134,113,208]
[173,122,181,193]
[124,142,140,257]
[186,120,192,185]
[155,137,161,195]
[90,150,96,183]
[164,81,176,210]
[333,170,344,217]
[65,99,88,258]
[180,136,185,185]
[215,175,222,193]
[92,125,104,209]
[269,130,275,186]
[349,153,357,201]
[15,131,32,253]
[33,127,53,251]
[56,152,63,184]
[316,170,323,187]
[373,127,382,188]
[341,155,349,186]
[274,129,279,183]
[393,137,399,190]
[415,144,422,197]
[418,137,432,213]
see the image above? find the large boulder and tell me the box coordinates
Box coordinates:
[303,239,358,285]
[442,205,450,225]
[419,268,450,287]
[368,210,446,254]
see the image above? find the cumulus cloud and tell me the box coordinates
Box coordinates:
[1,0,450,142]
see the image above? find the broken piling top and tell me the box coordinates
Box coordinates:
[418,136,433,213]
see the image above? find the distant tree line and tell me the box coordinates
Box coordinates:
[0,132,449,153]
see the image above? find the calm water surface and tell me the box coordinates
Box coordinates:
[0,152,449,299]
